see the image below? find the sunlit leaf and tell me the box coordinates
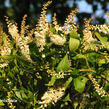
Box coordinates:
[95,32,109,49]
[74,77,88,93]
[56,54,70,72]
[15,91,22,100]
[0,101,5,106]
[70,29,80,39]
[69,38,80,52]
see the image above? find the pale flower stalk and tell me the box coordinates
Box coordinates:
[35,1,52,52]
[82,18,100,51]
[98,24,109,34]
[38,87,65,108]
[88,74,108,97]
[6,16,32,61]
[34,31,46,52]
[52,13,63,31]
[0,35,12,68]
[64,8,78,34]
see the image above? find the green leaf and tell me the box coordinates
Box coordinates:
[20,90,28,99]
[104,82,109,91]
[71,69,79,75]
[34,79,37,86]
[45,76,56,86]
[56,54,70,72]
[98,59,106,66]
[63,94,70,102]
[2,33,7,46]
[74,77,88,93]
[64,77,73,88]
[0,101,5,106]
[74,54,86,59]
[0,55,15,60]
[27,91,34,100]
[69,38,80,52]
[14,91,22,100]
[101,96,109,102]
[107,74,109,81]
[50,25,56,34]
[70,29,79,39]
[76,54,86,58]
[95,32,109,49]
[20,70,24,75]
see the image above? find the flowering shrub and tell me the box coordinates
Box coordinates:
[0,1,109,109]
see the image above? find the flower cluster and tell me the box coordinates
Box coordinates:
[52,13,62,31]
[34,31,46,52]
[6,15,33,62]
[35,1,52,52]
[49,14,66,45]
[90,24,109,35]
[47,70,70,79]
[0,32,12,68]
[7,91,16,109]
[64,8,78,34]
[49,33,66,45]
[98,24,109,34]
[96,13,109,34]
[82,18,105,51]
[88,74,108,97]
[38,87,65,108]
[34,1,67,51]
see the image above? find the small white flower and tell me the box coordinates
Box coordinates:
[50,34,66,45]
[42,54,45,58]
[6,78,9,81]
[38,87,65,107]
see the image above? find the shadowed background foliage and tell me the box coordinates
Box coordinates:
[0,0,109,29]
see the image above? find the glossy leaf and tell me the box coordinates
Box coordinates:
[15,91,22,100]
[95,32,109,49]
[56,54,70,72]
[69,38,80,52]
[74,77,88,93]
[70,29,79,39]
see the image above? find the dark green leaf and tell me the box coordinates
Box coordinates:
[63,94,70,102]
[71,69,79,75]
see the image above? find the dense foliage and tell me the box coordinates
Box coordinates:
[0,1,109,109]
